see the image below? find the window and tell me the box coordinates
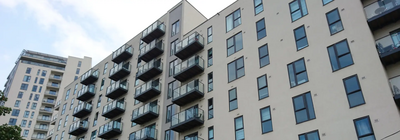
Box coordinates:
[61,104,67,115]
[288,58,308,87]
[14,100,21,107]
[135,78,140,86]
[208,72,213,92]
[64,115,68,127]
[229,88,238,111]
[234,116,245,140]
[290,0,308,22]
[354,116,375,140]
[254,0,264,15]
[293,92,316,123]
[30,112,35,119]
[23,130,29,137]
[23,75,31,82]
[39,78,44,84]
[21,120,27,127]
[61,131,65,140]
[103,62,108,74]
[165,130,174,140]
[208,48,213,67]
[257,75,269,100]
[20,83,28,90]
[228,57,245,82]
[170,39,179,56]
[256,18,266,40]
[78,61,82,67]
[8,118,17,125]
[26,67,32,74]
[258,44,270,67]
[29,93,33,100]
[32,85,38,92]
[100,78,105,91]
[55,135,58,140]
[93,112,98,126]
[97,95,102,108]
[208,26,213,43]
[74,76,78,80]
[227,32,243,56]
[166,104,176,123]
[11,109,20,116]
[209,126,214,140]
[91,130,97,140]
[171,20,180,36]
[169,59,179,76]
[26,102,30,109]
[168,80,180,99]
[226,9,241,32]
[34,94,40,101]
[17,92,24,98]
[343,75,365,108]
[70,98,74,110]
[38,86,42,93]
[323,0,333,5]
[57,119,62,131]
[75,68,80,74]
[131,122,137,127]
[208,98,214,119]
[328,40,353,71]
[24,111,30,118]
[31,103,37,109]
[37,69,40,75]
[294,25,308,50]
[41,70,47,77]
[260,107,273,133]
[28,121,31,128]
[34,77,38,83]
[299,130,320,140]
[326,9,344,35]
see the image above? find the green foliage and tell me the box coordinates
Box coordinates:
[0,90,24,140]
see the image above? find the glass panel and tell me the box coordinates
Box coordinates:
[336,41,349,56]
[355,118,373,137]
[295,27,306,39]
[305,93,315,119]
[328,47,339,71]
[296,38,308,50]
[294,59,305,72]
[338,54,353,68]
[259,87,269,99]
[348,91,365,107]
[235,33,243,51]
[261,108,270,121]
[295,109,308,123]
[261,121,272,133]
[344,76,360,93]
[329,21,343,34]
[294,96,305,111]
[327,10,340,24]
[296,72,308,84]
[258,76,267,88]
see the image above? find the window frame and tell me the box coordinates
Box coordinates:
[229,88,238,111]
[327,39,354,72]
[208,98,214,119]
[289,0,308,22]
[260,106,273,134]
[234,116,245,140]
[256,18,267,40]
[257,75,269,100]
[294,25,309,50]
[228,57,245,83]
[287,58,308,88]
[226,9,242,32]
[326,8,344,35]
[298,130,320,140]
[171,20,180,36]
[258,44,270,68]
[208,72,213,92]
[207,26,213,43]
[208,48,213,67]
[292,92,316,124]
[208,126,214,140]
[254,0,264,15]
[170,39,179,56]
[226,32,243,57]
[353,116,375,140]
[343,75,365,108]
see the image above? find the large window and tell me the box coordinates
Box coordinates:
[226,9,241,32]
[97,95,102,108]
[328,40,353,71]
[258,44,270,67]
[234,116,245,140]
[299,130,320,140]
[100,78,105,91]
[257,75,269,100]
[167,80,180,99]
[41,70,47,77]
[23,75,31,82]
[64,115,69,127]
[23,111,30,118]
[290,0,308,21]
[208,48,213,67]
[343,75,365,108]
[354,116,375,140]
[228,57,245,82]
[166,105,173,123]
[260,106,272,133]
[293,92,316,124]
[171,20,180,36]
[229,88,238,111]
[209,126,214,140]
[11,109,20,117]
[169,59,179,76]
[208,26,213,43]
[9,118,17,125]
[165,130,174,140]
[208,98,214,119]
[32,85,38,92]
[103,62,108,74]
[39,78,44,84]
[256,18,266,40]
[170,39,179,56]
[21,120,27,127]
[326,9,344,35]
[65,89,70,101]
[34,94,39,101]
[208,72,213,92]
[287,58,308,87]
[31,103,37,109]
[23,130,29,137]
[227,32,243,57]
[57,119,62,130]
[254,0,264,15]
[20,83,28,90]
[93,112,98,126]
[26,67,31,74]
[14,100,21,107]
[61,104,67,115]
[70,98,74,110]
[294,25,308,50]
[17,92,24,98]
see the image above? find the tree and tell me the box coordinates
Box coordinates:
[0,90,24,140]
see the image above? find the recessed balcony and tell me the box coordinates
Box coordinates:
[34,125,49,132]
[102,100,125,119]
[44,90,58,98]
[109,62,131,81]
[42,99,55,106]
[364,0,400,31]
[141,21,166,43]
[46,83,60,89]
[77,84,96,101]
[68,121,89,136]
[98,121,122,139]
[106,80,128,99]
[131,101,159,124]
[112,44,133,64]
[174,32,204,60]
[136,59,163,82]
[80,69,99,85]
[376,34,400,66]
[36,116,51,123]
[39,108,53,114]
[131,127,158,140]
[170,106,204,132]
[173,55,204,82]
[134,79,161,102]
[73,102,92,118]
[49,74,62,82]
[389,76,400,107]
[139,40,164,62]
[172,79,204,106]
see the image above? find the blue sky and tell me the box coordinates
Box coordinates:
[0,0,235,88]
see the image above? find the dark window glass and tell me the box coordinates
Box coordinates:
[208,98,214,119]
[354,116,375,140]
[226,9,242,32]
[234,116,245,140]
[254,0,264,15]
[208,72,213,92]
[328,40,353,71]
[208,48,213,67]
[326,9,344,34]
[298,130,320,140]
[11,109,20,117]
[17,92,24,98]
[209,126,214,140]
[258,44,270,67]
[343,75,365,108]
[41,70,47,77]
[26,68,31,74]
[39,78,44,84]
[170,39,179,56]
[227,32,243,56]
[23,75,31,82]
[290,0,308,21]
[169,59,179,76]
[257,75,269,99]
[288,58,308,87]
[228,57,245,82]
[171,20,180,36]
[323,0,333,5]
[293,92,316,123]
[294,25,308,50]
[256,19,266,40]
[32,85,37,92]
[260,107,273,133]
[20,83,29,90]
[208,26,213,43]
[166,105,172,123]
[229,88,238,111]
[168,80,180,99]
[9,118,17,125]
[165,130,174,140]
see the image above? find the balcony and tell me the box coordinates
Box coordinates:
[172,79,204,106]
[389,76,400,107]
[34,125,49,132]
[46,83,59,89]
[376,34,400,65]
[77,84,96,101]
[131,102,159,124]
[141,21,166,43]
[42,99,55,106]
[170,106,204,132]
[134,80,161,102]
[98,121,122,139]
[39,108,53,114]
[51,115,57,125]
[80,69,99,85]
[139,40,164,62]
[37,116,51,123]
[44,90,58,97]
[31,134,46,140]
[137,59,163,82]
[173,56,204,82]
[68,121,89,136]
[102,100,125,119]
[174,32,204,60]
[131,127,158,140]
[54,101,61,111]
[73,102,92,118]
[364,0,400,31]
[112,44,133,64]
[106,80,128,99]
[109,62,131,81]
[49,74,62,81]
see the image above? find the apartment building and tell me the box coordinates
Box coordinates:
[52,0,400,140]
[1,49,91,140]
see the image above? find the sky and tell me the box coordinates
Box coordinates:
[0,0,236,88]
